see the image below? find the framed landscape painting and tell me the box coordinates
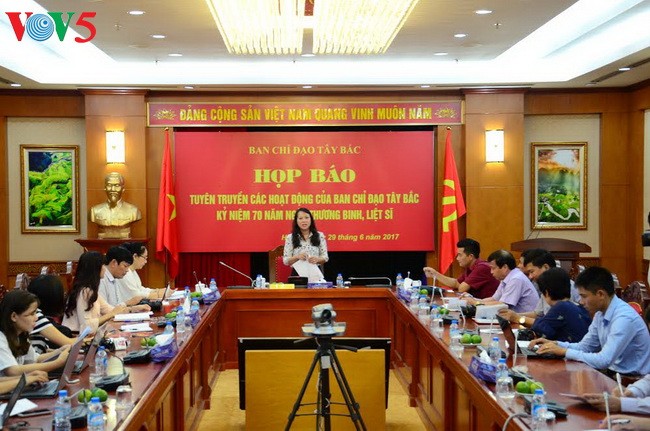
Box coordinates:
[20,145,80,233]
[531,142,587,230]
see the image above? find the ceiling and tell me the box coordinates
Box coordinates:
[0,0,649,92]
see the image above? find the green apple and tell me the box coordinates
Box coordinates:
[529,381,544,392]
[92,388,108,402]
[78,389,93,403]
[515,381,530,394]
[461,334,472,344]
[471,334,482,344]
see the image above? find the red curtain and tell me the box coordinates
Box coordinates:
[177,252,252,289]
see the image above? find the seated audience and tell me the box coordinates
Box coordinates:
[27,275,75,353]
[118,242,167,300]
[466,250,539,313]
[0,290,70,376]
[63,251,148,333]
[530,266,650,375]
[525,267,591,342]
[98,246,149,308]
[424,238,499,299]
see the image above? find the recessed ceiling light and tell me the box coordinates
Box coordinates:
[434,52,448,56]
[151,34,166,39]
[475,9,492,15]
[454,33,467,38]
[10,83,21,87]
[420,85,431,88]
[168,53,183,57]
[301,53,315,58]
[184,86,194,90]
[128,10,145,16]
[302,85,313,89]
[618,67,631,71]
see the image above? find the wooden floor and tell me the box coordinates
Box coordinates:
[199,369,426,430]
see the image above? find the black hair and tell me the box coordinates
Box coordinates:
[527,251,557,269]
[27,275,65,318]
[456,238,480,259]
[105,246,134,266]
[65,251,103,317]
[522,248,548,266]
[291,208,321,248]
[122,242,146,257]
[537,267,571,300]
[0,290,39,357]
[575,266,615,296]
[486,249,516,270]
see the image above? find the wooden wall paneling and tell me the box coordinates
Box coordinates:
[145,126,166,287]
[0,93,84,117]
[0,117,7,288]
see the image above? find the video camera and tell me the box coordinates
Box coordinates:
[302,303,346,336]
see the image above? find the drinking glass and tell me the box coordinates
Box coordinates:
[115,385,133,422]
[431,318,444,338]
[512,352,529,375]
[495,378,515,405]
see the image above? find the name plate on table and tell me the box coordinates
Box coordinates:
[307,282,334,289]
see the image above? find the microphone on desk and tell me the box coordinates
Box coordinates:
[95,349,130,392]
[219,261,255,287]
[347,276,392,287]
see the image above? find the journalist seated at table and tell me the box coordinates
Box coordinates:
[530,266,650,376]
[465,249,539,313]
[522,267,591,342]
[98,245,150,308]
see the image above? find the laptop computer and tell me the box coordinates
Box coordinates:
[496,315,561,359]
[74,322,109,374]
[1,336,84,400]
[0,374,27,426]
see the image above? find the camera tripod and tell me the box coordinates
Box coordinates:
[285,335,367,431]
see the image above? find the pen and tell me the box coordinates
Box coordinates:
[611,419,631,425]
[616,372,624,396]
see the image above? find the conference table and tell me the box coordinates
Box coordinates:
[5,287,629,431]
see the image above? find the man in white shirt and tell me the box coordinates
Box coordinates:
[118,242,167,300]
[98,246,150,308]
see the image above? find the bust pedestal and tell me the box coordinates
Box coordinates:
[75,238,149,255]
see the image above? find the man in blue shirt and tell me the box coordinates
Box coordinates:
[529,267,590,342]
[531,266,650,375]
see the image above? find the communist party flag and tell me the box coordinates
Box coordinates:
[156,128,179,279]
[439,129,466,274]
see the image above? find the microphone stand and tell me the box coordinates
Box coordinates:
[95,350,130,391]
[219,261,255,287]
[347,276,392,287]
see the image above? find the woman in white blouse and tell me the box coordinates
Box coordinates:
[283,207,329,269]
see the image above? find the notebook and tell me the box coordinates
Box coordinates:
[0,374,26,426]
[1,336,84,399]
[496,315,561,359]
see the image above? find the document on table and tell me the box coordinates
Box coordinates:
[114,312,153,322]
[292,260,324,283]
[120,322,153,332]
[0,398,38,416]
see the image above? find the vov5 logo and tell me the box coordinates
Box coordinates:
[5,11,96,43]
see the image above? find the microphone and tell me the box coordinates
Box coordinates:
[347,276,392,287]
[193,271,201,284]
[95,350,129,392]
[219,261,255,287]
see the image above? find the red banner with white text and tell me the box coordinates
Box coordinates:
[174,130,434,252]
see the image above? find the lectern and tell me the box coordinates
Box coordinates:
[511,238,591,278]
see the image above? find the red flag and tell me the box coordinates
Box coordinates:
[439,129,466,274]
[156,129,179,279]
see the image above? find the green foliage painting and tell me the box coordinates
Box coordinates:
[531,143,586,230]
[21,146,79,233]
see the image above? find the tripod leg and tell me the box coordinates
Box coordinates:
[321,358,331,431]
[285,351,321,431]
[329,349,367,431]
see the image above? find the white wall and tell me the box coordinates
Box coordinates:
[8,118,87,261]
[523,115,600,257]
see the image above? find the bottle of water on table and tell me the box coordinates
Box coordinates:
[449,319,464,358]
[95,346,107,377]
[53,389,71,431]
[488,337,501,364]
[336,273,344,288]
[87,396,105,431]
[531,388,549,430]
[495,358,515,403]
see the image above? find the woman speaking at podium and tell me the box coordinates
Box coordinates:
[283,208,329,273]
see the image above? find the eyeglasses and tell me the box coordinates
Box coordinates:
[139,254,148,260]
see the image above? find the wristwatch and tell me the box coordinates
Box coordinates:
[519,316,526,326]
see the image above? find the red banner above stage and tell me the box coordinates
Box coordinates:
[148,101,462,127]
[174,130,435,252]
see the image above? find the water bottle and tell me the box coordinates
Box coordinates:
[430,305,444,338]
[176,309,186,342]
[409,289,420,311]
[495,358,515,403]
[396,273,404,291]
[53,389,71,431]
[87,396,105,431]
[255,274,262,289]
[184,314,193,336]
[190,299,200,313]
[163,321,174,336]
[488,337,501,364]
[182,286,191,313]
[336,273,344,288]
[449,319,464,358]
[418,295,430,322]
[209,278,218,293]
[531,388,548,430]
[95,346,107,377]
